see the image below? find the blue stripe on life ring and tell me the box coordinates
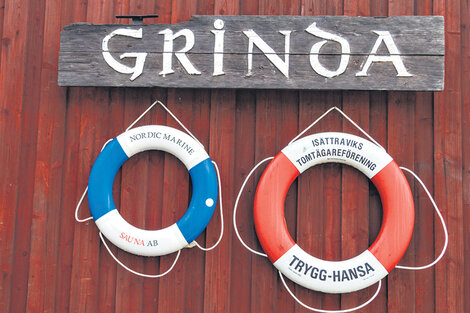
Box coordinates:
[176,158,218,243]
[88,138,129,220]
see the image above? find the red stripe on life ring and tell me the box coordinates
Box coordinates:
[254,152,298,263]
[369,160,415,272]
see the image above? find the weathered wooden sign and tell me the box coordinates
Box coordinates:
[58,15,444,90]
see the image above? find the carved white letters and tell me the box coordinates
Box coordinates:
[211,19,225,76]
[356,31,412,77]
[243,29,291,78]
[102,28,147,81]
[159,28,201,76]
[99,21,416,82]
[306,23,351,78]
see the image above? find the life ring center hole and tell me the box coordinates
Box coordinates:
[285,163,383,262]
[112,150,192,230]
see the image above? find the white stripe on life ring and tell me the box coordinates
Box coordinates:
[96,210,188,256]
[281,132,392,178]
[273,245,388,294]
[117,125,208,168]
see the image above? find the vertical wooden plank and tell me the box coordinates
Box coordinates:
[413,91,436,313]
[434,0,464,312]
[0,0,30,312]
[114,90,150,313]
[461,0,470,312]
[386,91,417,313]
[69,88,111,313]
[409,2,436,313]
[250,5,301,313]
[366,1,389,312]
[344,0,370,16]
[54,2,90,312]
[0,0,4,68]
[204,89,236,313]
[229,89,257,313]
[202,0,237,312]
[198,0,215,14]
[156,0,172,24]
[433,80,464,313]
[56,88,90,313]
[95,92,123,313]
[368,91,389,312]
[226,4,258,313]
[240,0,258,15]
[171,0,196,23]
[251,89,299,313]
[184,88,212,313]
[69,4,115,313]
[387,1,417,313]
[116,0,130,24]
[25,0,67,312]
[389,0,414,14]
[214,0,237,15]
[277,91,300,313]
[341,1,375,311]
[8,0,45,312]
[370,0,388,16]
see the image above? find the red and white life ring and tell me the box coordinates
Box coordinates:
[254,132,414,294]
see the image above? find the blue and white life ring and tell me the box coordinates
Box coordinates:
[87,125,218,256]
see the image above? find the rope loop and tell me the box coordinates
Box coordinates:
[75,99,220,278]
[232,157,273,258]
[232,106,448,311]
[100,232,181,278]
[396,167,448,270]
[279,272,382,313]
[288,106,385,150]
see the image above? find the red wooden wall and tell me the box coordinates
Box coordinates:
[0,0,467,312]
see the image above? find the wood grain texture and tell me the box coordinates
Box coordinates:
[461,0,470,312]
[433,1,465,313]
[57,15,444,90]
[10,0,46,312]
[25,0,62,312]
[0,1,31,313]
[0,0,467,312]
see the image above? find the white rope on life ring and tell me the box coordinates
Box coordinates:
[87,125,218,257]
[254,132,415,294]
